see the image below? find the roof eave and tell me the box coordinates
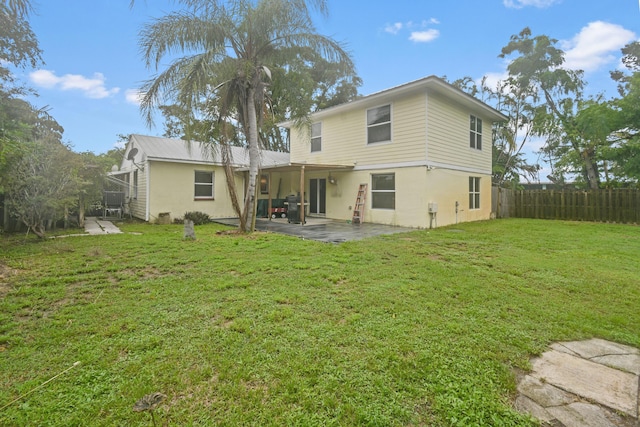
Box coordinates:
[279,75,508,128]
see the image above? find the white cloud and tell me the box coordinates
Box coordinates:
[410,29,440,43]
[479,71,509,92]
[125,89,145,106]
[29,70,120,99]
[503,0,560,8]
[386,19,441,43]
[561,21,636,72]
[384,22,403,35]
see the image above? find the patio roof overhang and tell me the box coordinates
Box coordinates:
[242,162,354,226]
[237,162,355,173]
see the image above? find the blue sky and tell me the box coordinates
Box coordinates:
[17,0,640,165]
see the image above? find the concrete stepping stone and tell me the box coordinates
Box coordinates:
[531,349,637,417]
[552,339,640,376]
[84,217,123,235]
[547,402,621,427]
[516,339,640,426]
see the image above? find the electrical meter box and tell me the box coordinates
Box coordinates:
[428,202,438,213]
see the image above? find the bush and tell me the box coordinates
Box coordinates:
[182,211,211,225]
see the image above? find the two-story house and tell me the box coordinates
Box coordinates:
[274,75,507,228]
[112,76,506,228]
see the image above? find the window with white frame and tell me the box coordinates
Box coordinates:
[194,170,214,199]
[371,173,395,209]
[311,122,322,152]
[470,115,482,150]
[469,177,480,209]
[132,170,138,199]
[367,104,391,144]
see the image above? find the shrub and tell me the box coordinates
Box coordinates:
[183,211,211,225]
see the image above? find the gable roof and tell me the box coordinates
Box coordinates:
[280,75,508,127]
[126,134,290,168]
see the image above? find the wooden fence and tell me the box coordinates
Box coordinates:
[492,187,640,224]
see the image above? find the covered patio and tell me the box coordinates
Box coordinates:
[248,162,355,225]
[213,217,414,243]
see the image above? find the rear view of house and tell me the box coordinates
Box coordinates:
[279,75,507,228]
[111,76,506,229]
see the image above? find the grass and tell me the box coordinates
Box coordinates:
[0,219,638,426]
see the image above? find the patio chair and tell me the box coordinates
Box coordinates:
[103,191,125,219]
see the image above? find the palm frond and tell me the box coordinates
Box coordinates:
[140,12,227,70]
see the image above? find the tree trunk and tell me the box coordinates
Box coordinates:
[220,139,246,231]
[244,86,260,233]
[582,149,599,190]
[78,195,85,228]
[25,220,46,239]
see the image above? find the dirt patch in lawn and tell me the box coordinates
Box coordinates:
[0,262,20,297]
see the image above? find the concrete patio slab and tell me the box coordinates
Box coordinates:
[214,217,415,243]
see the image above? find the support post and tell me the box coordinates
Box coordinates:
[299,166,305,226]
[267,172,272,221]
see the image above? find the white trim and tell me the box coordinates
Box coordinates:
[469,176,481,210]
[145,161,150,222]
[146,157,244,167]
[469,115,483,151]
[310,122,322,153]
[365,103,392,146]
[353,160,490,175]
[371,172,396,210]
[194,169,215,199]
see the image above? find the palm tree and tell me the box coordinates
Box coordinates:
[1,0,33,16]
[138,0,354,231]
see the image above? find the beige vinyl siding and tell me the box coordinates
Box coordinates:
[128,169,147,220]
[426,91,492,172]
[146,161,241,222]
[291,92,427,166]
[256,172,295,201]
[297,166,491,229]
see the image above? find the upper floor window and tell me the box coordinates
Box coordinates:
[367,104,391,144]
[469,177,480,210]
[311,122,322,152]
[195,170,214,199]
[371,173,395,209]
[470,115,482,150]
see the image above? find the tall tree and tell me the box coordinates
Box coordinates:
[0,0,42,184]
[5,139,79,237]
[451,76,540,187]
[157,53,361,152]
[0,0,41,84]
[599,42,640,186]
[500,28,602,190]
[139,0,354,232]
[3,105,77,237]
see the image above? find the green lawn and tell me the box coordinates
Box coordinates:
[1,219,638,426]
